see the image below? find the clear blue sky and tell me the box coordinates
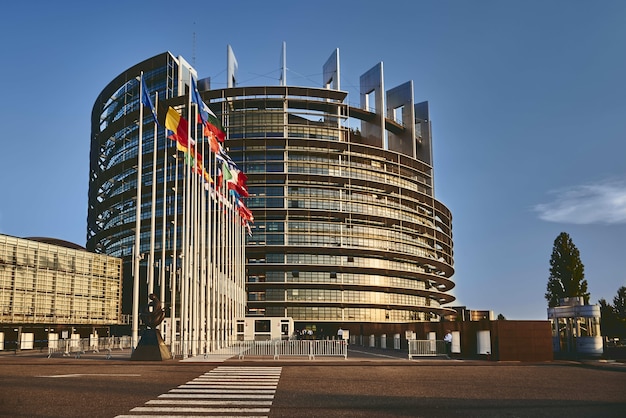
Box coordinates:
[1,1,624,320]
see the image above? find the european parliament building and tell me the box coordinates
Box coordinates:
[88,48,455,344]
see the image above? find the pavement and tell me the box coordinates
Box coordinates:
[1,346,624,418]
[2,344,625,372]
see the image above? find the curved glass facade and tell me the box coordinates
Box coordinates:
[204,80,455,324]
[88,49,455,336]
[88,52,247,353]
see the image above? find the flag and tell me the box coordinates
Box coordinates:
[164,107,190,152]
[216,165,223,190]
[237,200,254,223]
[227,180,249,198]
[222,161,233,182]
[208,131,221,154]
[191,78,226,143]
[141,74,159,125]
[230,188,254,226]
[216,152,249,197]
[204,108,226,143]
[226,165,249,197]
[240,206,254,223]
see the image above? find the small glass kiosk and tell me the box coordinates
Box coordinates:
[548,297,603,357]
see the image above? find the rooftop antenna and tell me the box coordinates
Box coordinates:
[227,45,238,88]
[192,23,196,66]
[279,41,286,86]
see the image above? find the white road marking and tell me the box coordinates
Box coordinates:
[115,365,282,417]
[37,374,141,378]
[145,399,273,406]
[130,406,271,413]
[158,393,275,399]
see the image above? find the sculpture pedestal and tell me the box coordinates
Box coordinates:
[130,329,172,361]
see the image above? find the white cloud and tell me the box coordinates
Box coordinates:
[534,179,626,225]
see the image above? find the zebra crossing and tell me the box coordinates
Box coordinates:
[115,366,282,417]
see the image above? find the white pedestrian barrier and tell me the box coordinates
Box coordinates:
[237,339,347,360]
[408,339,446,359]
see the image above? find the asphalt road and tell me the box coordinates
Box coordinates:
[0,351,624,417]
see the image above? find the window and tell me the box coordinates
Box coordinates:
[255,320,271,333]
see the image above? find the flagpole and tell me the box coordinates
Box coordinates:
[181,152,189,358]
[170,151,179,351]
[132,72,145,350]
[183,88,193,357]
[190,93,199,357]
[211,155,218,349]
[158,92,167,315]
[148,90,158,298]
[199,107,207,355]
[205,142,212,350]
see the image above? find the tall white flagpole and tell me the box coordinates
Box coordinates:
[157,92,167,312]
[181,151,189,358]
[181,88,193,357]
[170,151,179,350]
[132,72,145,349]
[148,91,158,297]
[210,154,217,349]
[199,106,207,354]
[207,160,213,351]
[191,95,199,356]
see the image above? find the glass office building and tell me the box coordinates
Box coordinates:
[0,233,122,346]
[88,52,246,352]
[88,48,455,337]
[206,48,456,325]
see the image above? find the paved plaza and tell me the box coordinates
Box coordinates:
[0,347,624,417]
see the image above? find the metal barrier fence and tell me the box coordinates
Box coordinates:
[167,339,348,360]
[43,337,347,361]
[236,339,348,360]
[169,340,244,359]
[408,339,447,359]
[47,336,132,359]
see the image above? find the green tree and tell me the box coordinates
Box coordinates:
[613,286,626,320]
[598,298,617,338]
[613,286,626,338]
[599,287,626,339]
[545,232,589,307]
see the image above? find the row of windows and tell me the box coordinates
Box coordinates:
[254,289,429,306]
[0,244,121,278]
[100,191,243,256]
[279,234,437,259]
[248,271,430,291]
[1,301,119,322]
[229,150,429,195]
[249,220,435,247]
[286,163,430,195]
[249,232,437,259]
[0,286,120,322]
[0,270,119,296]
[259,184,436,224]
[229,109,283,126]
[99,66,171,132]
[286,221,433,246]
[246,193,435,229]
[230,129,342,142]
[247,253,441,274]
[281,307,430,322]
[235,141,431,189]
[248,253,437,276]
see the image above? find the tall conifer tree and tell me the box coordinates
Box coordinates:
[545,232,589,307]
